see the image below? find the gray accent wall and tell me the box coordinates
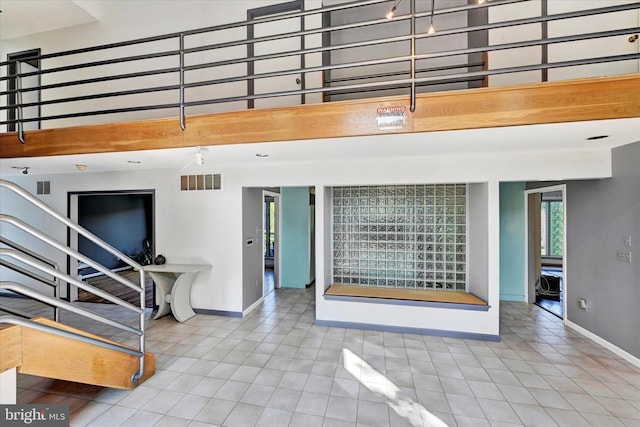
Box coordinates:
[242,187,264,311]
[566,142,640,358]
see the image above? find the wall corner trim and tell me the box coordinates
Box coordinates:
[565,319,640,369]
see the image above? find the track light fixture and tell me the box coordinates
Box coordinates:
[385,0,402,20]
[11,166,30,175]
[428,0,436,34]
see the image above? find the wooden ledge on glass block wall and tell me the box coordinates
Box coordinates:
[324,284,488,310]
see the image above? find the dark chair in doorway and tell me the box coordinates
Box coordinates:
[535,275,561,301]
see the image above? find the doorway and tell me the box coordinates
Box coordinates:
[67,190,155,305]
[263,191,280,296]
[247,1,304,109]
[525,185,566,319]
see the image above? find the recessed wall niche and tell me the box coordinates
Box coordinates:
[332,184,467,291]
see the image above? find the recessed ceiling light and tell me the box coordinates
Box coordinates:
[256,153,269,158]
[127,160,141,164]
[586,135,609,141]
[75,164,87,171]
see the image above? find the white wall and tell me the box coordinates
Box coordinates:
[1,142,611,336]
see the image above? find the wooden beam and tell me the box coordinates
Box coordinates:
[18,318,154,390]
[1,74,639,159]
[0,325,22,373]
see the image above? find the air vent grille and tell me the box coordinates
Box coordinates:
[180,174,221,191]
[37,181,51,195]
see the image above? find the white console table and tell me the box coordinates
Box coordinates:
[144,263,211,322]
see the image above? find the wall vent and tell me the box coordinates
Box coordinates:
[180,174,221,191]
[37,181,51,195]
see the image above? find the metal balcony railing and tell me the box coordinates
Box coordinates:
[0,0,638,143]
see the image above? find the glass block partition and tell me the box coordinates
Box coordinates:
[332,184,467,291]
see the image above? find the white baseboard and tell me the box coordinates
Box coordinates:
[242,296,264,317]
[565,319,640,369]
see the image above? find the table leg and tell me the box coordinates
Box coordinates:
[149,272,176,320]
[171,272,197,322]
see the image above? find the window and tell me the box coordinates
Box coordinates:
[541,199,563,257]
[332,184,467,291]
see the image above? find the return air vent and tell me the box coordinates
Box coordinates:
[37,181,51,195]
[180,174,221,191]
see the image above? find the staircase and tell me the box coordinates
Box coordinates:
[0,179,154,402]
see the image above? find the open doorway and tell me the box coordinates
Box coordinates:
[526,185,566,319]
[67,190,155,306]
[263,191,280,296]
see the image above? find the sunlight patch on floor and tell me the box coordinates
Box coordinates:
[343,348,448,427]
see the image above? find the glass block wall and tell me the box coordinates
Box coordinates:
[332,184,467,291]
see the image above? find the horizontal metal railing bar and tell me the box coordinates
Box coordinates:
[0,248,143,314]
[324,76,486,97]
[324,62,486,84]
[0,215,143,295]
[0,236,58,271]
[413,27,640,64]
[182,34,412,75]
[0,84,180,112]
[0,67,180,97]
[0,304,32,319]
[0,259,57,289]
[415,3,640,41]
[1,282,143,336]
[0,49,180,83]
[183,55,411,91]
[0,103,180,126]
[413,53,640,86]
[0,315,143,357]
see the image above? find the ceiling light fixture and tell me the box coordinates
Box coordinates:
[75,164,87,171]
[477,0,486,4]
[195,151,205,166]
[428,0,436,34]
[385,0,402,20]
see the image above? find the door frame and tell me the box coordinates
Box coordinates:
[263,190,281,294]
[524,184,567,320]
[246,0,305,109]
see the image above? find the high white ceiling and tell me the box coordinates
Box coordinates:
[0,0,98,40]
[1,117,638,177]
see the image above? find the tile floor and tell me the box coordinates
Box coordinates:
[5,288,640,427]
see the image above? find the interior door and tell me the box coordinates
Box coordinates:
[248,2,303,109]
[547,0,640,80]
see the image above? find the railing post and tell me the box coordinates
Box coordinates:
[410,0,416,113]
[15,61,26,144]
[134,267,146,384]
[179,33,186,131]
